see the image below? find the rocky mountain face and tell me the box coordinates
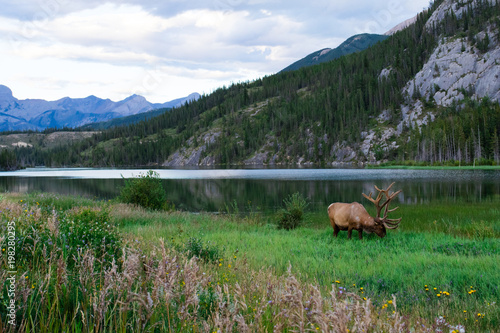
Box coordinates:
[346,0,500,163]
[165,0,500,167]
[9,0,499,168]
[0,85,200,132]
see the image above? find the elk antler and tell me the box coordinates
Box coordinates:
[362,182,402,229]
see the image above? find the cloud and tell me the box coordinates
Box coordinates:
[0,0,431,103]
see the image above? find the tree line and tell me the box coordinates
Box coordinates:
[3,0,500,168]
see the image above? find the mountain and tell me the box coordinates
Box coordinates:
[384,15,419,35]
[0,86,200,132]
[281,33,389,72]
[6,0,500,169]
[79,107,170,130]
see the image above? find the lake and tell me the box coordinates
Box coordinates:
[1,167,499,212]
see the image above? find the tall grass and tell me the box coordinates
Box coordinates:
[1,193,498,332]
[118,198,500,332]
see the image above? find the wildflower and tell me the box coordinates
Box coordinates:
[228,264,231,268]
[388,300,392,304]
[363,297,367,301]
[335,280,340,284]
[437,294,441,297]
[2,248,4,252]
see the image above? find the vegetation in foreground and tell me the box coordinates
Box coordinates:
[0,192,499,332]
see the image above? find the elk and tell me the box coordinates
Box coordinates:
[327,183,402,239]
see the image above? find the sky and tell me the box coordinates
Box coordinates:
[0,0,429,103]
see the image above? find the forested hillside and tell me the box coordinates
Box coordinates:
[6,0,500,168]
[280,33,389,72]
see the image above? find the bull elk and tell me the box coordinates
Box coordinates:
[327,183,402,239]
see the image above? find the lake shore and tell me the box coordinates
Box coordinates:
[1,192,498,331]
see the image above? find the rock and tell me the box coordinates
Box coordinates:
[404,28,500,107]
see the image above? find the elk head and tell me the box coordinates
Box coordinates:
[327,182,402,239]
[362,182,402,237]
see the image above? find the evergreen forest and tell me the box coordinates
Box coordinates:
[3,0,500,169]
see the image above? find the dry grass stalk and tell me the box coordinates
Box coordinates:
[1,198,468,333]
[47,209,59,237]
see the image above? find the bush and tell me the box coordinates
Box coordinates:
[277,192,308,230]
[61,207,122,268]
[184,237,222,263]
[119,170,171,210]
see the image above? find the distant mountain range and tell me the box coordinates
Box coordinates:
[0,85,200,132]
[281,33,389,72]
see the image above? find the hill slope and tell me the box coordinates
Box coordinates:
[281,33,389,72]
[7,0,500,168]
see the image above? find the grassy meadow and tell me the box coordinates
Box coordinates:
[0,192,499,332]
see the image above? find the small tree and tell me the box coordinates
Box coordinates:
[277,192,308,230]
[119,170,169,210]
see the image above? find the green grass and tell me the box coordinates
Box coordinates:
[117,199,500,331]
[1,193,499,331]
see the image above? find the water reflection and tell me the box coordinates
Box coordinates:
[0,168,499,212]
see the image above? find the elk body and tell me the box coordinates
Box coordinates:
[328,183,402,239]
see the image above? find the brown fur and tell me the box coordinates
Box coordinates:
[327,202,386,239]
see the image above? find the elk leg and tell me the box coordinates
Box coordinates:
[333,224,340,237]
[347,227,352,239]
[358,230,363,240]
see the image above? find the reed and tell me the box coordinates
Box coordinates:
[1,193,498,332]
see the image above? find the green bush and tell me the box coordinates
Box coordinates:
[277,192,308,230]
[9,203,121,270]
[61,207,122,268]
[184,237,222,263]
[119,170,171,210]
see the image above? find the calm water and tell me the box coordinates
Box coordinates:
[0,168,499,212]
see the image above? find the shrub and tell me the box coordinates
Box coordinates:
[277,192,308,230]
[61,207,122,268]
[184,237,222,263]
[119,170,171,210]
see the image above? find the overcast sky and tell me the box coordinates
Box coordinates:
[0,0,429,103]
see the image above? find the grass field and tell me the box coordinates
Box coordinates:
[1,192,499,332]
